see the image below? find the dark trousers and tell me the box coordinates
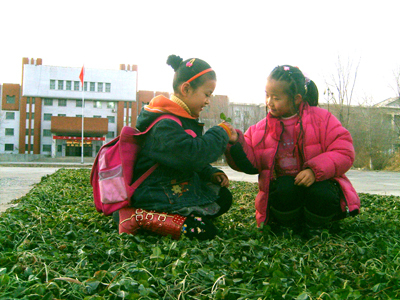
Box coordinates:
[269,176,342,226]
[183,187,232,240]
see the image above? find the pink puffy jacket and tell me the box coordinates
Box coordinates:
[226,103,360,226]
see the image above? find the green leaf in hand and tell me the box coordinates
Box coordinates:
[220,112,232,123]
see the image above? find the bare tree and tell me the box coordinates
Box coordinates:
[392,66,400,98]
[325,56,360,128]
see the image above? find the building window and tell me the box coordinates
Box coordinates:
[44,99,53,106]
[43,145,52,152]
[90,82,95,92]
[66,81,72,90]
[6,112,15,120]
[58,80,64,90]
[26,129,34,135]
[57,145,62,152]
[58,99,67,106]
[76,114,82,118]
[76,100,82,107]
[105,83,111,92]
[5,128,14,136]
[5,144,14,151]
[50,80,56,90]
[107,116,115,123]
[32,97,35,104]
[44,113,52,121]
[6,95,16,104]
[26,113,35,120]
[84,82,88,91]
[93,115,102,118]
[58,114,66,117]
[25,144,29,151]
[98,82,103,92]
[43,129,52,137]
[107,102,115,109]
[74,81,80,91]
[107,131,115,138]
[94,101,102,108]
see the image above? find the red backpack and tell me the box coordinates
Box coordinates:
[90,114,182,215]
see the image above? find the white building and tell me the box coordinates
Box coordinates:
[0,58,139,157]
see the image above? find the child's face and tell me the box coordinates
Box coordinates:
[265,79,297,118]
[185,79,216,118]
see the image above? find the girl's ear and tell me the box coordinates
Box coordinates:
[294,94,303,106]
[179,82,192,98]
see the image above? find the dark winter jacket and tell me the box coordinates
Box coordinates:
[132,95,229,212]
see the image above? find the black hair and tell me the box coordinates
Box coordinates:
[269,65,318,107]
[166,55,216,94]
[258,65,318,151]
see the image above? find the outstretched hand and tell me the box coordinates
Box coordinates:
[211,172,230,188]
[221,121,238,143]
[294,168,315,187]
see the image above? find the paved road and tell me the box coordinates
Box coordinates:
[0,167,60,212]
[219,167,400,197]
[1,166,399,213]
[344,169,400,196]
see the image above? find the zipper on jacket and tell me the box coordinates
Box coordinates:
[265,121,285,224]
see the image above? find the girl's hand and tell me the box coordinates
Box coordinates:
[222,122,238,143]
[294,169,315,187]
[211,172,230,187]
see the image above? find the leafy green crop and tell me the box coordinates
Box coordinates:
[1,169,400,299]
[220,113,232,123]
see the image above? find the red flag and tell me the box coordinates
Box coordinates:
[79,65,85,86]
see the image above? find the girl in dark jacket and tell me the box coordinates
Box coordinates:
[117,55,237,240]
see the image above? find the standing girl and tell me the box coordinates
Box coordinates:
[117,55,237,240]
[225,65,360,231]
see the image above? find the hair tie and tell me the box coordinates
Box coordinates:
[186,68,213,83]
[304,75,311,93]
[186,59,195,67]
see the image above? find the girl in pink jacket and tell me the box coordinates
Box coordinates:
[225,65,360,231]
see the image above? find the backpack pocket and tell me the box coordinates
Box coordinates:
[99,165,128,204]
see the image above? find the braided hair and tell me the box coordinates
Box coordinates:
[166,55,216,94]
[269,65,318,108]
[258,65,319,149]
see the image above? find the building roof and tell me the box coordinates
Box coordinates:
[374,97,400,108]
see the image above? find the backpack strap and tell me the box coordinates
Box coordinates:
[131,114,182,190]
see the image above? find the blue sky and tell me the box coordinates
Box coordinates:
[1,0,399,105]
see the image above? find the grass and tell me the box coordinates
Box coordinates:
[1,169,400,299]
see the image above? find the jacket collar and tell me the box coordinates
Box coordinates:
[144,95,196,119]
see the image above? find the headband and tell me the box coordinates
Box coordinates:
[186,68,213,83]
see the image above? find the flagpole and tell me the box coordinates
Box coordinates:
[80,65,85,164]
[81,88,84,164]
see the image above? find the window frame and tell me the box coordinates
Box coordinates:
[107,116,115,123]
[6,112,15,120]
[5,128,14,136]
[44,99,53,106]
[43,129,52,137]
[50,80,56,90]
[58,99,67,107]
[105,83,111,92]
[66,81,72,90]
[5,144,14,151]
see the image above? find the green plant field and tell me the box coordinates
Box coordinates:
[1,169,400,299]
